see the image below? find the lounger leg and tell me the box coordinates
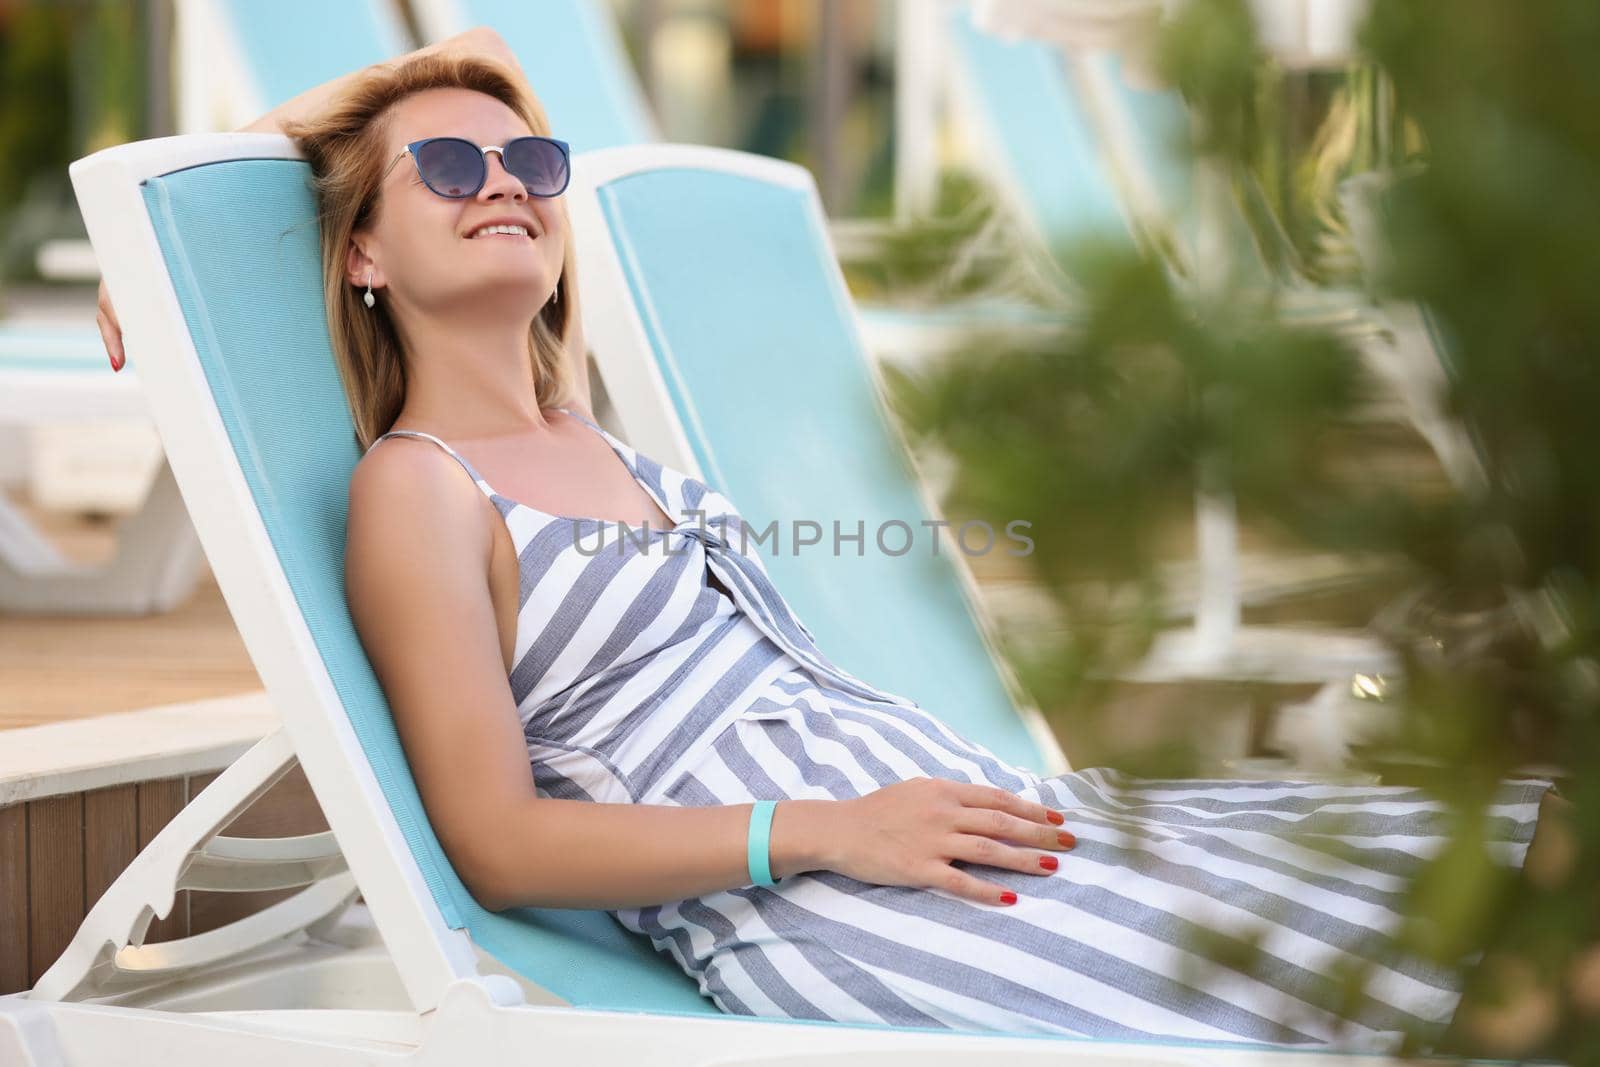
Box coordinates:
[29,728,356,1003]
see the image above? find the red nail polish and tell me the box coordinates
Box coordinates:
[999,891,1017,905]
[1057,831,1076,848]
[1039,855,1058,871]
[1046,811,1065,825]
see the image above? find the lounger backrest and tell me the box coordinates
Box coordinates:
[1074,49,1199,259]
[137,152,715,1014]
[216,0,409,109]
[943,2,1130,253]
[945,4,1267,283]
[574,147,1057,774]
[418,0,658,149]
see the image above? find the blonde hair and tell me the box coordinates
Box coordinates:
[281,52,577,450]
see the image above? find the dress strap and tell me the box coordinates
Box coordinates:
[552,405,601,432]
[366,429,495,498]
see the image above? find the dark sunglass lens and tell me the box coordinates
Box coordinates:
[503,139,569,197]
[415,139,484,197]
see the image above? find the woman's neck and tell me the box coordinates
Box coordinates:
[392,309,550,440]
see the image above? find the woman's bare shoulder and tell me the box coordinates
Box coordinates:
[352,434,459,505]
[347,437,494,571]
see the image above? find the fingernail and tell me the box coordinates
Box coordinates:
[1046,811,1065,825]
[999,891,1017,905]
[1039,855,1058,871]
[1057,831,1076,848]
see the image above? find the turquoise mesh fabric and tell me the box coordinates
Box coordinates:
[595,164,1051,774]
[456,0,655,150]
[220,0,407,109]
[946,4,1127,249]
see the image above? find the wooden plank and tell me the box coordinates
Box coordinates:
[0,802,27,994]
[220,763,328,839]
[26,794,83,986]
[84,783,138,911]
[135,777,188,944]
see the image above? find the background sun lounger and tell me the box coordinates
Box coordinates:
[0,324,203,615]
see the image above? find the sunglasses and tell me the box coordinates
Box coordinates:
[379,135,571,199]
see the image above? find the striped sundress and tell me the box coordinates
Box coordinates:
[366,406,1553,1054]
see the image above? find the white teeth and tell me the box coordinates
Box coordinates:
[468,223,530,239]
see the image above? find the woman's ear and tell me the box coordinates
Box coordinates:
[345,237,382,290]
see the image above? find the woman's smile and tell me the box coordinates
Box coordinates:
[462,218,540,240]
[465,229,534,241]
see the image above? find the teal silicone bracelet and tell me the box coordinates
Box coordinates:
[746,799,778,887]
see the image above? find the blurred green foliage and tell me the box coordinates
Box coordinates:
[0,0,146,282]
[0,3,71,210]
[873,0,1600,1059]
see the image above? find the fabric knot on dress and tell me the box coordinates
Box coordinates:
[678,524,729,551]
[678,511,748,553]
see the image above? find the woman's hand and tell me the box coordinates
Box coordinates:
[822,778,1076,906]
[96,278,125,372]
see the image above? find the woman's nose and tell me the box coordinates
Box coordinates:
[478,150,527,201]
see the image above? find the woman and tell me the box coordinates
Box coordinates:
[95,26,1560,1055]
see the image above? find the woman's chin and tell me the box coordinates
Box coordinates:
[432,277,554,315]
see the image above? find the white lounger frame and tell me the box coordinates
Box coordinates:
[0,131,1422,1067]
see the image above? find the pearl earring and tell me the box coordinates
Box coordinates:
[363,269,375,309]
